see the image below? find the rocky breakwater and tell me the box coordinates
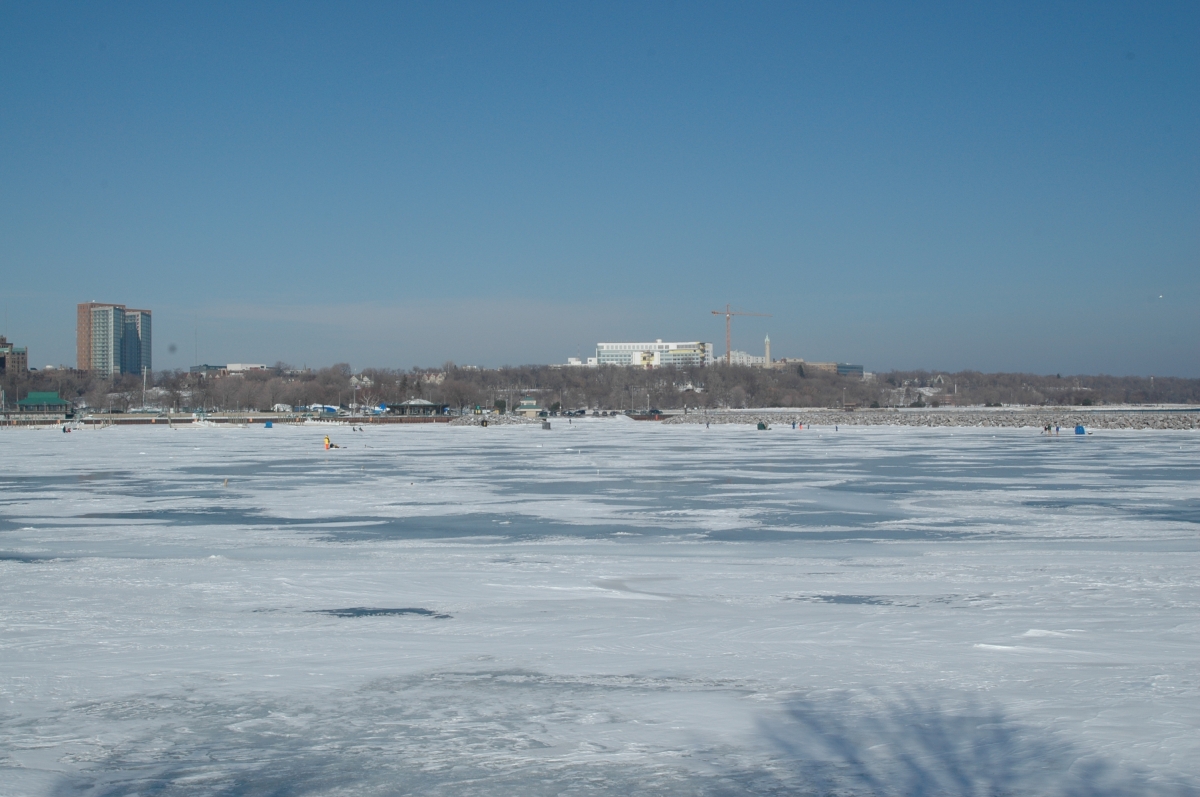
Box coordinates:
[448,414,541,427]
[663,409,1200,430]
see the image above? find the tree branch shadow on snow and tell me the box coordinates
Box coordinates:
[42,685,1200,797]
[755,690,1198,797]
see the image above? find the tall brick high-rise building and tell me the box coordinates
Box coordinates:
[77,302,152,376]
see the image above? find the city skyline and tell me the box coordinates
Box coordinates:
[1,3,1196,375]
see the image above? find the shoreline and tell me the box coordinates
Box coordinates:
[3,407,1198,430]
[664,408,1200,429]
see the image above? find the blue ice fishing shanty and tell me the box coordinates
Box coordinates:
[1075,425,1086,435]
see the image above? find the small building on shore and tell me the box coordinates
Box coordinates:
[17,392,73,414]
[390,398,445,417]
[515,398,543,418]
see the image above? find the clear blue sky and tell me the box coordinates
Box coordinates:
[2,2,1196,375]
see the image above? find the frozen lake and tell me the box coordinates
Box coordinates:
[1,420,1198,795]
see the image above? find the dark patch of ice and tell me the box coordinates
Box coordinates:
[0,471,127,490]
[792,594,899,606]
[308,607,450,619]
[784,593,996,609]
[0,551,60,563]
[80,508,286,526]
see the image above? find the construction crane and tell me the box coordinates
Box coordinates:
[711,304,771,365]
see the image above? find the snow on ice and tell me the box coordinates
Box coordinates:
[1,420,1198,795]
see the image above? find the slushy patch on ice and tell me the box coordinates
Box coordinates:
[782,593,996,609]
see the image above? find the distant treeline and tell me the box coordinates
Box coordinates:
[2,363,1197,412]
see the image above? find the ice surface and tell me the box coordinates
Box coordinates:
[1,420,1198,795]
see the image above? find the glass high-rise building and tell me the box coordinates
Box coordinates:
[76,303,152,376]
[122,309,152,376]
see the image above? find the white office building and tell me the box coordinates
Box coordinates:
[727,350,767,367]
[593,340,714,368]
